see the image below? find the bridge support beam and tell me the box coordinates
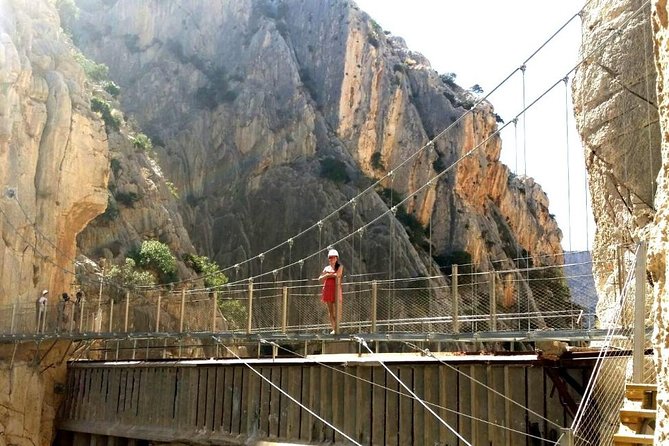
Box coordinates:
[633,242,647,383]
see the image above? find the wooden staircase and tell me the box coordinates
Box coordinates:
[612,383,656,445]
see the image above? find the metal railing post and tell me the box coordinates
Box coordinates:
[108,298,114,332]
[558,428,574,446]
[212,291,218,332]
[247,280,254,334]
[452,264,460,333]
[10,303,16,334]
[179,288,186,332]
[124,291,130,332]
[79,301,84,333]
[281,286,288,333]
[371,281,378,333]
[155,293,162,333]
[633,242,647,383]
[490,272,497,331]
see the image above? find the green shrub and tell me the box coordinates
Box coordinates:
[110,158,122,177]
[132,133,153,152]
[183,253,228,288]
[440,72,457,85]
[165,181,179,198]
[432,157,446,173]
[114,191,140,207]
[90,97,120,130]
[218,299,247,330]
[370,152,385,171]
[103,80,121,97]
[434,250,473,274]
[135,240,177,284]
[107,258,156,289]
[320,157,350,183]
[74,51,109,81]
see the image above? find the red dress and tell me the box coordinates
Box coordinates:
[321,265,336,303]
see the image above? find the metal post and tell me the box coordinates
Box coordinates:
[124,291,130,332]
[335,275,341,334]
[559,428,574,446]
[490,272,497,331]
[281,287,288,333]
[371,281,378,333]
[247,280,254,334]
[212,291,218,332]
[155,293,162,333]
[79,301,84,333]
[452,264,460,333]
[108,299,114,332]
[10,303,16,334]
[633,242,647,383]
[179,288,186,332]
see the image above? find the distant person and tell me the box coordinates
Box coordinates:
[35,289,48,333]
[319,249,343,334]
[57,293,72,332]
[73,291,84,331]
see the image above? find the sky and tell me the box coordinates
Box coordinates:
[355,0,592,252]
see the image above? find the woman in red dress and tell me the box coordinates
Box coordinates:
[319,249,343,334]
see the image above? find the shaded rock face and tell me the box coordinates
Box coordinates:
[0,0,108,303]
[71,0,563,282]
[572,0,660,317]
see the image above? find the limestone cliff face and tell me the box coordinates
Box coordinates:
[572,0,660,318]
[71,0,564,282]
[649,0,669,443]
[0,0,108,306]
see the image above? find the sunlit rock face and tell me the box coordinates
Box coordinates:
[0,0,108,303]
[71,0,563,283]
[572,0,660,318]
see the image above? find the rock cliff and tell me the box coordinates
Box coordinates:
[70,0,564,284]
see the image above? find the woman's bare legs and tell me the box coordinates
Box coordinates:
[326,301,336,332]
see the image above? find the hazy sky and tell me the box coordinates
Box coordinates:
[355,0,592,251]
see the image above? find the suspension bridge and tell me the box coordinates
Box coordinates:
[0,0,659,445]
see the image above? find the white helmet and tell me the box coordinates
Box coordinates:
[327,249,339,258]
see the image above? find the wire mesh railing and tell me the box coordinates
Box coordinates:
[2,257,602,338]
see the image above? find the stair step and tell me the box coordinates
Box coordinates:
[620,408,656,422]
[626,384,657,401]
[612,432,654,445]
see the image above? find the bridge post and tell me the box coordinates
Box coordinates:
[371,280,378,333]
[558,428,574,446]
[156,293,162,333]
[452,264,460,333]
[490,272,497,331]
[633,241,647,383]
[247,280,254,334]
[212,291,218,332]
[179,288,186,332]
[281,287,288,333]
[108,298,114,332]
[124,291,130,332]
[79,300,84,333]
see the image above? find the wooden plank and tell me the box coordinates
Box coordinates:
[546,368,565,439]
[413,365,425,446]
[213,366,224,432]
[384,365,399,446]
[343,365,358,444]
[238,366,249,436]
[457,365,472,443]
[196,367,208,428]
[508,365,527,445]
[439,364,459,445]
[355,366,372,445]
[423,365,439,445]
[492,366,506,446]
[108,368,121,422]
[300,365,314,441]
[269,366,281,438]
[278,366,290,439]
[187,367,200,428]
[222,366,233,432]
[231,365,244,435]
[371,365,385,445]
[398,366,413,446]
[205,367,217,431]
[319,363,333,442]
[472,365,488,445]
[331,364,345,444]
[259,366,271,437]
[527,366,545,441]
[246,364,261,436]
[285,366,302,440]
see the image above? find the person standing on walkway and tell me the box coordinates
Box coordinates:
[36,289,48,333]
[319,249,343,334]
